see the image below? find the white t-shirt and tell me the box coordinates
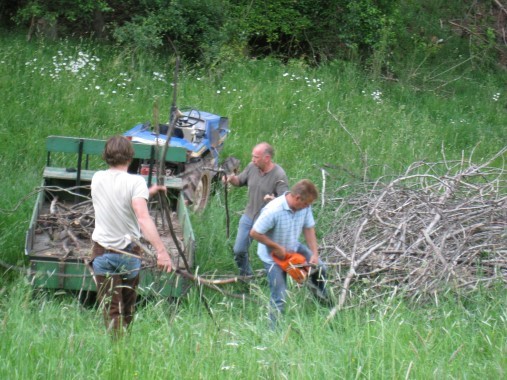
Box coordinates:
[91,169,149,249]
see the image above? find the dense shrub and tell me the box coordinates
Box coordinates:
[3,0,505,70]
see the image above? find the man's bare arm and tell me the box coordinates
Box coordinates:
[303,227,319,265]
[250,229,286,259]
[222,174,240,186]
[132,197,173,272]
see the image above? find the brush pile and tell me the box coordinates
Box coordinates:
[35,196,95,258]
[320,149,507,310]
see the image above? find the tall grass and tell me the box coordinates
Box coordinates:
[1,280,505,378]
[0,32,506,378]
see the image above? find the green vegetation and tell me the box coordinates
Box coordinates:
[1,279,506,378]
[3,0,506,70]
[0,30,506,378]
[1,0,403,63]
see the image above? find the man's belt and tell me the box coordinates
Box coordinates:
[92,242,142,258]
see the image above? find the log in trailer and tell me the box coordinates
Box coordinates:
[25,135,196,300]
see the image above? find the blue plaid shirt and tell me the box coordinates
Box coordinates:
[253,192,315,264]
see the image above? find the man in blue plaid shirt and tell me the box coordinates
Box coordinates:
[250,179,328,327]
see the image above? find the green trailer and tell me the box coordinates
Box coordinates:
[25,135,195,299]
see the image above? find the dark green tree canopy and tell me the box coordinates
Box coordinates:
[1,0,506,69]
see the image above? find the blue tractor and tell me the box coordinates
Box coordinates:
[124,109,238,211]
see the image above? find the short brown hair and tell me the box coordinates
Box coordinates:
[102,136,135,167]
[291,179,318,202]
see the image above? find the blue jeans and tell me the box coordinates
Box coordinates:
[264,243,327,327]
[92,252,141,280]
[233,214,254,276]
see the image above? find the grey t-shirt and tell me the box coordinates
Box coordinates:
[237,163,289,220]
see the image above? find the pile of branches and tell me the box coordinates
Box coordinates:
[36,197,95,258]
[320,148,506,312]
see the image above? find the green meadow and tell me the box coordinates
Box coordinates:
[0,32,506,379]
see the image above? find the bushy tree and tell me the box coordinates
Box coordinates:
[230,0,401,64]
[112,0,229,64]
[13,0,110,39]
[5,0,505,69]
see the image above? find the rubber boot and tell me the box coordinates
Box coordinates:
[234,251,253,277]
[308,267,333,306]
[121,275,139,328]
[310,268,327,293]
[95,274,124,337]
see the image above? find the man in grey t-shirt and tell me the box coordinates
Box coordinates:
[223,142,288,276]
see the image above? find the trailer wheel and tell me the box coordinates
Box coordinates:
[192,170,211,212]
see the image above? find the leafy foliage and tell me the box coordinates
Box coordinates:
[13,0,110,37]
[230,0,401,64]
[112,0,229,64]
[5,0,401,65]
[3,0,507,74]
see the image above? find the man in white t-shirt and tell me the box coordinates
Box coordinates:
[91,135,172,336]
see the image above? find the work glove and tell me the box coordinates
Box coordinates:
[271,252,309,284]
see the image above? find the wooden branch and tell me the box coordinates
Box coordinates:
[494,0,507,17]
